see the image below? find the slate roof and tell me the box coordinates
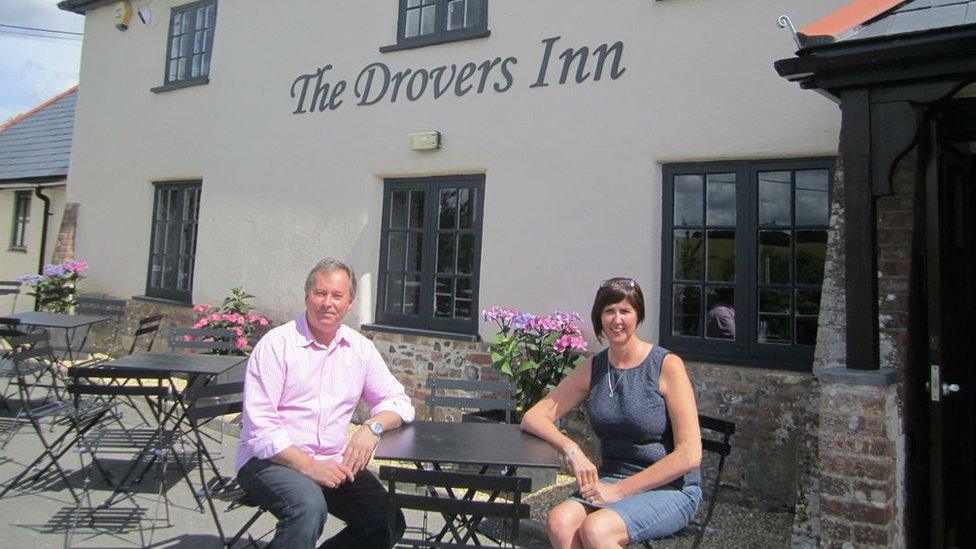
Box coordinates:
[0,87,77,182]
[799,0,976,46]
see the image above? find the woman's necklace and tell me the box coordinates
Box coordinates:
[607,362,630,398]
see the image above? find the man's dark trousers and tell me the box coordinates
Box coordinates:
[237,457,405,549]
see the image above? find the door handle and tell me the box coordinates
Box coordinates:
[941,383,961,396]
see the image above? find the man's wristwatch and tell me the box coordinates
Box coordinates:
[366,420,384,437]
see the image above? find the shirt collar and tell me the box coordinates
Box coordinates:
[295,312,351,350]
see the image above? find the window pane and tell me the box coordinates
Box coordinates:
[673,175,702,226]
[437,233,456,274]
[172,12,183,34]
[759,171,791,226]
[161,256,175,289]
[457,233,475,275]
[407,232,423,272]
[409,190,425,229]
[439,188,458,229]
[455,277,473,319]
[385,275,404,313]
[706,229,735,282]
[388,231,406,271]
[434,277,453,318]
[759,230,791,284]
[447,0,464,30]
[404,275,421,314]
[150,255,163,287]
[407,0,421,7]
[196,6,205,29]
[205,4,215,27]
[672,284,701,337]
[673,229,702,280]
[705,287,735,340]
[177,57,186,80]
[194,29,204,54]
[191,54,201,78]
[796,290,821,346]
[706,173,736,226]
[405,8,420,37]
[201,52,211,75]
[458,188,475,229]
[420,5,436,35]
[178,257,193,291]
[758,289,791,344]
[796,229,827,285]
[390,191,407,228]
[795,170,829,225]
[465,0,483,27]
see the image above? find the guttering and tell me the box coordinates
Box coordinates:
[32,186,52,311]
[57,0,115,14]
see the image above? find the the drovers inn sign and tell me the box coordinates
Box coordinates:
[290,36,627,114]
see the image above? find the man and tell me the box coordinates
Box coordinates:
[236,258,415,548]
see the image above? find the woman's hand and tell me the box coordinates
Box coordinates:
[579,481,624,506]
[567,449,599,489]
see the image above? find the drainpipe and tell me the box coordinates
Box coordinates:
[33,186,52,311]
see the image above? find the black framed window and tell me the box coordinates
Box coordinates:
[146,181,201,303]
[376,175,485,335]
[660,158,834,370]
[9,191,30,251]
[382,0,489,52]
[162,0,217,88]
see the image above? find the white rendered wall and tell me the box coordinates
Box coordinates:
[67,0,844,340]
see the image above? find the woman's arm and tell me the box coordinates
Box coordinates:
[521,358,598,486]
[585,353,702,502]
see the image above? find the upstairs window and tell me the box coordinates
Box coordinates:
[10,191,30,251]
[660,158,835,371]
[156,0,217,91]
[382,0,489,52]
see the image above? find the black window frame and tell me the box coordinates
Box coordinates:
[659,157,835,371]
[375,174,486,336]
[153,0,217,93]
[381,0,490,53]
[9,190,31,251]
[145,181,202,304]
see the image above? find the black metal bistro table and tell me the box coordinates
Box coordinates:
[5,310,112,364]
[375,421,561,545]
[69,352,247,512]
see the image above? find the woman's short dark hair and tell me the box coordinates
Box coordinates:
[590,277,646,341]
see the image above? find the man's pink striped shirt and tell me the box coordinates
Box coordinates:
[235,314,415,470]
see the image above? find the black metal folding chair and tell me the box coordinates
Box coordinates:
[68,296,128,362]
[380,465,532,547]
[128,314,164,355]
[425,376,516,423]
[185,381,270,547]
[169,327,238,355]
[0,281,21,314]
[643,414,736,548]
[0,331,106,503]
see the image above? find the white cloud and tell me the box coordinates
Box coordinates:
[0,0,84,124]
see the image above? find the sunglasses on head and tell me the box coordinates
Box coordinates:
[599,277,637,289]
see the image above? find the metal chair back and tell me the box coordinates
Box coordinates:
[74,296,128,356]
[168,327,238,353]
[425,376,516,423]
[0,280,21,314]
[380,465,531,547]
[129,314,164,355]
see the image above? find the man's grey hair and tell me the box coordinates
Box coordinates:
[304,257,357,298]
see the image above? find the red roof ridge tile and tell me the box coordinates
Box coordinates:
[799,0,905,40]
[0,85,79,131]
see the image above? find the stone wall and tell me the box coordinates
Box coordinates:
[362,329,817,510]
[50,202,78,265]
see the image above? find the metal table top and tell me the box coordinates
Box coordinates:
[375,421,561,469]
[76,351,246,376]
[6,311,112,330]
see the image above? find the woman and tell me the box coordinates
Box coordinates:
[521,277,702,548]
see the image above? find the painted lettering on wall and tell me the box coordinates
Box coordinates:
[290,36,625,115]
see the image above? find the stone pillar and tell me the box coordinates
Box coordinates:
[817,368,901,547]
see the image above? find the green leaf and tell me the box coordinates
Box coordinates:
[515,360,539,374]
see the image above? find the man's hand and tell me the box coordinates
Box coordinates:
[305,460,355,488]
[342,426,379,474]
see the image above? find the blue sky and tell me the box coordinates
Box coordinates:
[0,1,84,124]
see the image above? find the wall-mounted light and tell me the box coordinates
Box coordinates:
[113,1,132,31]
[408,131,441,151]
